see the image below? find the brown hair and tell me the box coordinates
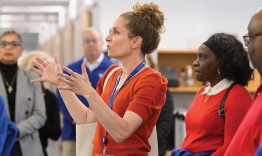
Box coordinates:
[120,2,165,55]
[145,53,159,71]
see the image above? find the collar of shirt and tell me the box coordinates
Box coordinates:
[202,78,235,95]
[83,53,104,73]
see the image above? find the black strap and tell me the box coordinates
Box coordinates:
[197,87,205,97]
[218,82,237,120]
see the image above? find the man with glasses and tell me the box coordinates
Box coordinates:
[0,30,46,156]
[224,7,262,156]
[57,27,115,156]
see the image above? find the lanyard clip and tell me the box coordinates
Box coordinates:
[103,136,107,146]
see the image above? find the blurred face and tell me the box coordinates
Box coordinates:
[193,44,220,85]
[83,30,103,60]
[0,34,24,65]
[105,17,134,59]
[247,10,262,75]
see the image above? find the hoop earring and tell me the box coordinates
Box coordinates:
[218,69,220,75]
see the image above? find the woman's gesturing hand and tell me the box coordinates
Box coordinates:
[57,62,95,97]
[30,55,63,86]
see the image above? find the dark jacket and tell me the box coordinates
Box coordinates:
[39,89,61,156]
[156,88,174,156]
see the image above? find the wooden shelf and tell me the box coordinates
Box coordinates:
[158,49,197,54]
[165,150,172,156]
[158,49,203,93]
[245,69,260,93]
[246,88,257,93]
[169,86,257,93]
[169,86,201,92]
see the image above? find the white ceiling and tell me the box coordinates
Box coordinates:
[2,0,69,7]
[0,0,72,52]
[0,0,71,30]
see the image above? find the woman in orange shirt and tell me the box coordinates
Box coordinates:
[30,2,168,156]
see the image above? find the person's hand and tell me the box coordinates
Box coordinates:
[30,55,63,86]
[57,62,95,97]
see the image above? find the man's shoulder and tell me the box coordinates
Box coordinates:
[67,58,83,68]
[101,54,117,66]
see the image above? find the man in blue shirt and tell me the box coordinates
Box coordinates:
[57,27,116,156]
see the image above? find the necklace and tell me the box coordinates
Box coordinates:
[205,86,213,103]
[0,68,18,94]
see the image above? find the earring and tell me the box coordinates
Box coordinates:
[217,69,220,75]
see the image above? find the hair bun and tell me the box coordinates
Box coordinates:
[133,2,165,33]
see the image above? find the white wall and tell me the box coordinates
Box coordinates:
[95,0,262,50]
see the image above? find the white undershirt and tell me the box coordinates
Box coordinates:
[83,53,104,73]
[202,78,235,95]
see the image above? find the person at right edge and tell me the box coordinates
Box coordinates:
[224,7,262,156]
[171,33,253,156]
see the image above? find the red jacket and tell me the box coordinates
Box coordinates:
[182,84,252,156]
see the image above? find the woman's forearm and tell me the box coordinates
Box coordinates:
[85,92,142,143]
[58,88,91,124]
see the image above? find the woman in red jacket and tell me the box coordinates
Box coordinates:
[171,33,254,156]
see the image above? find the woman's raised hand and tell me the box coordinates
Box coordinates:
[30,55,62,86]
[57,62,95,97]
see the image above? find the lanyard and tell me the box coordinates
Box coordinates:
[109,59,146,110]
[103,60,146,149]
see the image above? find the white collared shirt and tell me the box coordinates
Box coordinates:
[203,79,235,95]
[83,53,104,73]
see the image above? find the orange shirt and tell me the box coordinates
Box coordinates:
[91,64,168,156]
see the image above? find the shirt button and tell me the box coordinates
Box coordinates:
[257,93,260,96]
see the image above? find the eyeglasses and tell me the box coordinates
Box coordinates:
[0,41,22,48]
[243,33,262,46]
[84,39,99,44]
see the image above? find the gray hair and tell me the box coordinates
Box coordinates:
[83,27,103,41]
[0,30,23,43]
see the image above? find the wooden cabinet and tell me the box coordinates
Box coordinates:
[158,49,260,93]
